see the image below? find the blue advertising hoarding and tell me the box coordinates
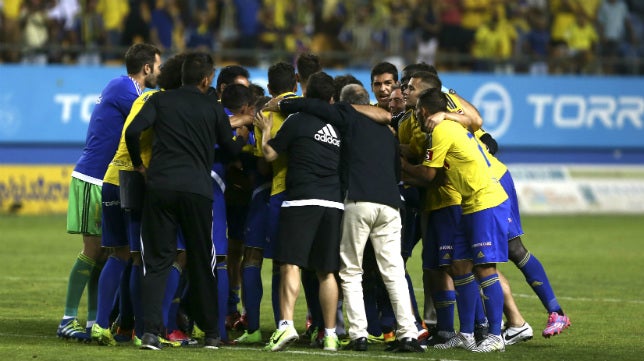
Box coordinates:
[1,65,642,149]
[443,75,644,148]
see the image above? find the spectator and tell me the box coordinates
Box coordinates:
[564,12,599,73]
[598,0,635,74]
[262,0,289,54]
[284,21,311,54]
[46,0,80,63]
[437,0,466,70]
[626,0,644,73]
[525,0,548,12]
[549,0,579,73]
[549,0,600,73]
[1,0,24,62]
[149,0,179,53]
[461,0,498,68]
[96,0,129,61]
[185,9,215,51]
[233,0,261,65]
[121,0,152,47]
[258,5,281,60]
[77,0,104,65]
[341,4,374,68]
[311,0,347,67]
[471,8,517,73]
[381,5,411,66]
[0,0,642,73]
[21,0,50,64]
[524,8,550,74]
[413,1,441,66]
[506,3,532,72]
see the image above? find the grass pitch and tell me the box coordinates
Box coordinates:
[0,214,642,361]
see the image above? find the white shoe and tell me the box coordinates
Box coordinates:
[502,322,533,345]
[472,334,505,352]
[434,332,476,350]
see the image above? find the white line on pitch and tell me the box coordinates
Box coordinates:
[0,334,464,361]
[414,288,644,305]
[511,292,644,305]
[227,346,463,360]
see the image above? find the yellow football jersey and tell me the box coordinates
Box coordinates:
[397,109,428,163]
[423,121,507,214]
[254,92,297,196]
[420,93,465,212]
[445,93,465,114]
[423,181,462,212]
[103,90,158,186]
[473,129,507,180]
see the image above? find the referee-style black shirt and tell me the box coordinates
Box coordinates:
[126,85,243,200]
[268,112,342,203]
[281,98,401,209]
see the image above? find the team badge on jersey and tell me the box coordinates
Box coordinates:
[425,149,433,161]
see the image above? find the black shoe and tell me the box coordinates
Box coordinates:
[395,337,425,353]
[343,337,367,351]
[475,322,489,344]
[140,333,162,350]
[204,337,222,349]
[426,332,451,346]
[384,339,400,352]
[419,324,436,347]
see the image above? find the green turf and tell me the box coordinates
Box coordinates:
[0,214,642,361]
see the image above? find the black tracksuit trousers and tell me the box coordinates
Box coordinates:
[140,187,219,339]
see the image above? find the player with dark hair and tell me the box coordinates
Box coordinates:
[209,64,253,343]
[294,52,330,345]
[91,53,188,347]
[215,65,251,98]
[418,73,570,344]
[250,83,266,98]
[402,69,493,345]
[394,70,447,343]
[400,62,437,92]
[370,61,399,110]
[271,83,422,353]
[295,53,322,96]
[126,51,246,350]
[257,72,343,352]
[360,61,401,345]
[58,43,161,342]
[459,131,569,343]
[405,88,510,353]
[219,83,259,341]
[332,74,363,103]
[242,61,299,345]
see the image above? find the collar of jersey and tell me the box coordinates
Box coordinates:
[278,92,298,99]
[128,76,144,96]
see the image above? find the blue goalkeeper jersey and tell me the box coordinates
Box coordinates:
[73,76,143,185]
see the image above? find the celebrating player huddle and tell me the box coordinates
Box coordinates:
[58,45,570,353]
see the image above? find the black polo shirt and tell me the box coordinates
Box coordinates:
[268,112,342,203]
[126,85,243,200]
[280,98,401,209]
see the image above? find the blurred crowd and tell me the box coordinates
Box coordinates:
[1,0,642,75]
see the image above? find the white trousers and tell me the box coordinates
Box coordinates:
[338,201,419,340]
